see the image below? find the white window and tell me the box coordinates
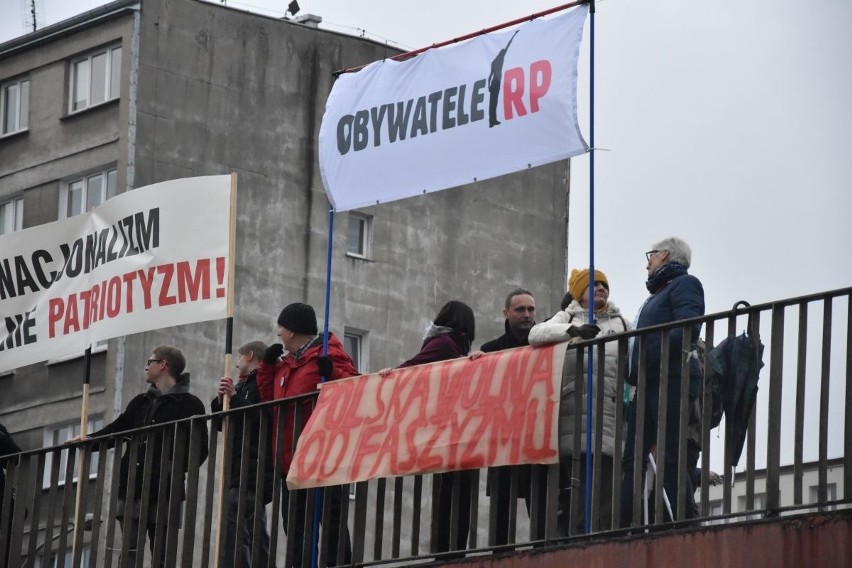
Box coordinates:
[809,483,837,510]
[60,167,117,217]
[737,492,765,520]
[703,499,725,525]
[346,212,372,259]
[1,77,29,135]
[343,328,368,373]
[0,197,23,235]
[35,547,90,567]
[69,45,121,113]
[43,418,104,488]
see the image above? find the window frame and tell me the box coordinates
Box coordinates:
[1,76,29,136]
[343,327,369,374]
[42,417,105,489]
[68,44,122,114]
[0,196,24,235]
[59,166,118,218]
[809,482,837,510]
[346,212,373,260]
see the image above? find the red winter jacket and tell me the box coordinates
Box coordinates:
[256,334,359,474]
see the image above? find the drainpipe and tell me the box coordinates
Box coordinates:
[113,5,141,418]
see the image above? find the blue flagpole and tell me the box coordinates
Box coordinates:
[584,0,596,535]
[311,207,335,568]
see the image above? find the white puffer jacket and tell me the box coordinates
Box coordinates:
[528,300,629,457]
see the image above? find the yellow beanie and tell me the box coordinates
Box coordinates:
[568,268,609,301]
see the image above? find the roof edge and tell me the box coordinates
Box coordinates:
[0,0,140,58]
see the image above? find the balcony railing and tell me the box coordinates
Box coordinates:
[1,286,850,567]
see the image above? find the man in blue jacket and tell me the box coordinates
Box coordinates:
[621,237,705,526]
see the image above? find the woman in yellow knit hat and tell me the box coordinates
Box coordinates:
[528,267,630,534]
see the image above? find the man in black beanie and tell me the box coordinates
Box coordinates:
[256,302,359,566]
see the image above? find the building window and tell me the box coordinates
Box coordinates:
[69,45,121,113]
[346,212,372,259]
[60,167,117,217]
[35,546,91,567]
[737,492,765,520]
[344,328,368,373]
[43,418,104,489]
[809,483,837,510]
[1,77,29,135]
[0,197,23,235]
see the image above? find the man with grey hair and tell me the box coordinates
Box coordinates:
[621,236,705,526]
[211,341,274,567]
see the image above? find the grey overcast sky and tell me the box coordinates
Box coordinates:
[3,0,851,465]
[3,0,849,313]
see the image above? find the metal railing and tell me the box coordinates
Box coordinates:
[1,286,849,567]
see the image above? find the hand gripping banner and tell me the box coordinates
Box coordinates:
[319,7,588,212]
[287,344,567,489]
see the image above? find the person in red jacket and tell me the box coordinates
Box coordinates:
[256,302,358,567]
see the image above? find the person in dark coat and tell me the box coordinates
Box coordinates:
[1,423,22,567]
[379,300,478,553]
[211,341,274,568]
[620,237,705,526]
[67,345,208,567]
[480,288,536,353]
[479,289,546,544]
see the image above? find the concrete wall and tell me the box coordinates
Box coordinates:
[0,6,136,447]
[124,0,569,411]
[1,0,569,561]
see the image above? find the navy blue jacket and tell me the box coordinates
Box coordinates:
[629,273,705,397]
[211,369,274,502]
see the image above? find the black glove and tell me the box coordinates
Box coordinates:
[263,343,284,364]
[316,356,333,379]
[567,323,600,340]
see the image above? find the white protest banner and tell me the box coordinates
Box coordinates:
[318,7,588,212]
[0,175,231,373]
[286,344,566,489]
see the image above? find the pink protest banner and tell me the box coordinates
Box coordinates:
[287,344,566,489]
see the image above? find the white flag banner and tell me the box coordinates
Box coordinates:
[0,175,231,373]
[319,7,588,212]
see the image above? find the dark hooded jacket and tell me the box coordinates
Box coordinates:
[91,373,208,502]
[211,368,274,502]
[398,327,470,368]
[0,423,21,504]
[480,320,530,353]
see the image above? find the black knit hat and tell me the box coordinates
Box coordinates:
[277,303,318,335]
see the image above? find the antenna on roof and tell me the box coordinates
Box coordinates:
[22,0,44,33]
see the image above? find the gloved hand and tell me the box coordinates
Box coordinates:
[316,356,333,378]
[567,323,600,340]
[263,343,284,364]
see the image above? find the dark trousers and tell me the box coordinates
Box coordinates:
[222,487,270,568]
[280,482,351,567]
[431,470,477,553]
[117,510,166,568]
[558,454,614,535]
[490,465,548,545]
[620,381,697,526]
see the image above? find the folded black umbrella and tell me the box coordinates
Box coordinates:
[705,302,765,466]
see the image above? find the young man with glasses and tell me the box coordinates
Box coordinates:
[67,345,208,567]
